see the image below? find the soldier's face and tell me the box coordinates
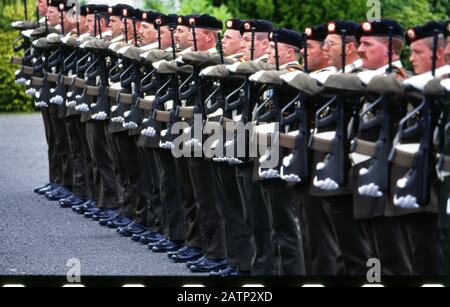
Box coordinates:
[79,16,89,34]
[159,26,173,50]
[139,22,157,46]
[409,39,446,75]
[188,28,216,52]
[46,6,60,26]
[445,37,450,64]
[322,34,344,68]
[110,16,123,37]
[175,26,190,50]
[121,18,135,40]
[266,42,295,65]
[358,36,389,70]
[304,40,329,71]
[242,32,269,61]
[37,0,47,16]
[222,30,243,56]
[86,14,95,35]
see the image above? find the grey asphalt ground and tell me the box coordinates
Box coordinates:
[0,113,199,277]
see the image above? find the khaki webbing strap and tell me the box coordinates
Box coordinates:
[353,139,377,156]
[63,76,75,86]
[391,148,417,168]
[118,93,133,104]
[47,73,59,83]
[310,135,332,153]
[155,110,170,123]
[10,56,23,65]
[279,133,297,150]
[31,77,44,87]
[177,106,194,119]
[107,87,121,99]
[86,85,100,97]
[22,66,34,76]
[74,78,86,89]
[443,156,450,173]
[138,98,153,110]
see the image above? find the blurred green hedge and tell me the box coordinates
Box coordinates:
[0,30,34,113]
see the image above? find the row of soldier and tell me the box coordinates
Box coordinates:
[10,0,450,276]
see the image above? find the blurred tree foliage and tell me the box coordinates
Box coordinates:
[212,0,448,30]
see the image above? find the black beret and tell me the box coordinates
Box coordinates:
[48,0,74,11]
[326,21,360,37]
[129,8,143,21]
[444,20,450,38]
[177,15,190,27]
[187,14,223,31]
[359,19,404,39]
[225,19,244,31]
[240,19,274,35]
[142,11,161,24]
[304,24,327,41]
[269,28,303,49]
[405,21,444,45]
[80,5,87,17]
[155,14,178,28]
[108,4,134,18]
[86,4,109,15]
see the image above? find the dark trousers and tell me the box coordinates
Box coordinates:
[186,158,227,260]
[110,132,140,218]
[323,194,371,275]
[41,108,57,184]
[135,147,164,232]
[236,164,274,276]
[64,115,92,199]
[175,157,201,248]
[259,179,306,276]
[296,188,343,276]
[400,213,446,276]
[214,163,253,272]
[155,149,186,242]
[361,216,413,276]
[48,105,72,188]
[85,121,119,209]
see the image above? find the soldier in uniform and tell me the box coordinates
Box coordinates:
[39,0,75,202]
[59,4,94,209]
[386,21,448,275]
[293,24,344,275]
[310,21,371,275]
[351,19,412,275]
[204,19,254,276]
[34,0,58,195]
[80,4,121,222]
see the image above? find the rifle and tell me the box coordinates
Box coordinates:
[311,29,350,190]
[279,32,310,184]
[391,29,441,207]
[352,26,396,198]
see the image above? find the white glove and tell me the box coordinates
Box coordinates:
[124,111,131,118]
[393,194,420,209]
[15,78,27,85]
[280,166,301,183]
[184,138,202,149]
[358,183,383,198]
[258,167,279,179]
[66,100,76,108]
[50,95,64,105]
[25,88,37,96]
[283,154,294,167]
[75,103,89,112]
[92,111,107,121]
[313,176,339,191]
[141,127,156,137]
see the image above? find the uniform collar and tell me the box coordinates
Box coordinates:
[280,61,300,70]
[339,59,363,73]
